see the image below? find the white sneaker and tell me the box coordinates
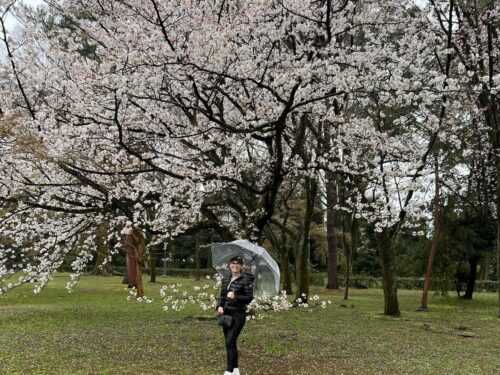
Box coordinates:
[233,369,240,375]
[224,372,232,375]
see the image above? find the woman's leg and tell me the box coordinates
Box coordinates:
[224,312,246,372]
[223,325,231,372]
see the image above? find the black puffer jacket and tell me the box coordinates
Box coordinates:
[217,274,254,313]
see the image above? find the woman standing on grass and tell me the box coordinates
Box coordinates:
[217,255,254,375]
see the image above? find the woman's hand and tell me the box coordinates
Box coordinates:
[227,291,235,300]
[217,307,224,314]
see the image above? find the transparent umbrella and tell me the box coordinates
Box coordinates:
[211,240,280,298]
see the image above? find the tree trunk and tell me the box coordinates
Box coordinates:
[123,232,137,287]
[326,171,339,289]
[420,155,442,310]
[144,227,157,283]
[195,230,200,281]
[343,213,358,301]
[280,210,293,295]
[163,240,174,277]
[122,228,145,298]
[264,225,292,294]
[295,176,318,302]
[122,255,130,285]
[342,213,351,300]
[149,244,157,283]
[463,257,479,300]
[483,12,499,318]
[478,254,490,281]
[92,223,112,276]
[497,165,500,316]
[377,230,400,316]
[144,209,157,283]
[133,228,145,298]
[497,193,500,318]
[280,250,293,295]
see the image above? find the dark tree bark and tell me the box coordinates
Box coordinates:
[295,176,318,302]
[326,170,339,289]
[477,20,499,314]
[497,188,500,317]
[343,213,358,301]
[144,226,157,283]
[497,167,500,316]
[195,230,201,281]
[133,228,145,298]
[123,234,137,287]
[264,202,294,295]
[377,229,400,316]
[149,244,157,283]
[420,155,442,310]
[463,257,479,300]
[280,249,293,295]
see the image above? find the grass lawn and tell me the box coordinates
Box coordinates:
[0,275,498,375]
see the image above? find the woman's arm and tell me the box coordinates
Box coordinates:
[217,279,228,308]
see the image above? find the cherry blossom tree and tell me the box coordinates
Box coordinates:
[0,0,474,316]
[425,0,499,312]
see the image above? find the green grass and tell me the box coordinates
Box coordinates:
[0,275,498,375]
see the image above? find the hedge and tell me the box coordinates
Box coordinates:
[79,266,498,293]
[334,275,498,293]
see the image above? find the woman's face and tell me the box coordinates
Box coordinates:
[230,261,242,274]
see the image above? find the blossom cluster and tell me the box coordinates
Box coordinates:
[153,275,332,319]
[159,281,218,312]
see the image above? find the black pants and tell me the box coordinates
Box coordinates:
[223,311,247,372]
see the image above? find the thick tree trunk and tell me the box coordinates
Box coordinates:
[123,233,137,287]
[295,243,309,302]
[295,176,318,302]
[326,171,339,289]
[377,230,400,316]
[122,228,144,298]
[421,155,441,309]
[463,257,479,300]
